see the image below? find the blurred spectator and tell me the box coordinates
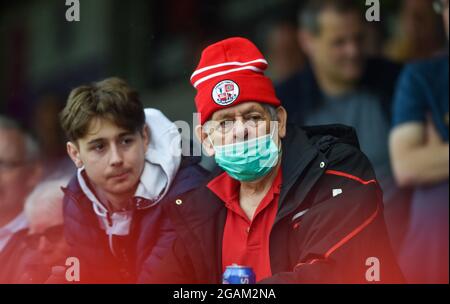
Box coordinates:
[276,0,409,253]
[385,0,447,63]
[264,20,306,83]
[389,0,449,284]
[0,178,70,283]
[0,115,42,254]
[33,94,75,180]
[363,21,387,58]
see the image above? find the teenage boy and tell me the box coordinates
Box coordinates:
[59,77,207,283]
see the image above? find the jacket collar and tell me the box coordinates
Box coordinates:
[276,125,323,221]
[280,124,319,200]
[276,124,360,223]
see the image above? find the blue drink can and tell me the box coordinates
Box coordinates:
[222,264,256,284]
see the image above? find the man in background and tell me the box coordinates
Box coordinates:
[389,0,449,284]
[276,0,408,253]
[0,116,42,255]
[0,178,70,283]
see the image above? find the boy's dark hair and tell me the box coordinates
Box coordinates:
[60,77,145,142]
[299,0,362,35]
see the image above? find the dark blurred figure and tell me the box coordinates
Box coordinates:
[265,20,306,83]
[363,21,387,58]
[0,179,70,283]
[389,0,449,284]
[0,116,42,255]
[385,0,447,63]
[276,0,409,255]
[32,94,74,180]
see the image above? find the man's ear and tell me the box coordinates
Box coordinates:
[142,125,150,153]
[276,106,288,139]
[195,124,215,157]
[66,141,83,168]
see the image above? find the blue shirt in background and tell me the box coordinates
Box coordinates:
[392,54,449,141]
[392,54,449,283]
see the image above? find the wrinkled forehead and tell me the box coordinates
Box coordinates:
[0,128,26,160]
[210,102,267,121]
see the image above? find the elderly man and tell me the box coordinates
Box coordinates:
[0,116,42,254]
[146,37,403,283]
[0,178,70,283]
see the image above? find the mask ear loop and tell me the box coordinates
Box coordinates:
[269,120,282,153]
[203,121,219,149]
[207,134,215,149]
[270,121,277,138]
[205,124,218,153]
[268,120,278,141]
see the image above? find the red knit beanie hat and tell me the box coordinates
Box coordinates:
[190,37,281,124]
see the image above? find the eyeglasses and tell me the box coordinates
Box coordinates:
[25,225,65,249]
[433,0,449,14]
[204,118,275,135]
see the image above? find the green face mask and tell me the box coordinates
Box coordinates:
[211,129,280,182]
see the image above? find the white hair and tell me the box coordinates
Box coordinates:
[24,177,70,228]
[261,104,278,121]
[0,115,40,162]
